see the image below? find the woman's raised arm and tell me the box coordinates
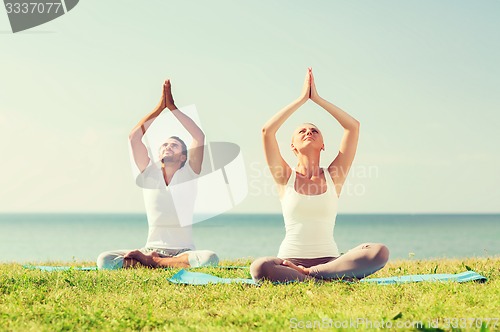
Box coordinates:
[262,69,312,185]
[310,71,360,196]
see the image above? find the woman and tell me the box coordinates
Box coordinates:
[250,68,389,282]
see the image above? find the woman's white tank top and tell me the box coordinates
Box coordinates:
[277,168,340,258]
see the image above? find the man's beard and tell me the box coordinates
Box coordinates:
[161,155,175,163]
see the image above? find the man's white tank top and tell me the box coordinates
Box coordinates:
[139,162,197,250]
[277,168,340,258]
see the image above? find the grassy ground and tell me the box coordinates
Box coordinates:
[0,257,498,331]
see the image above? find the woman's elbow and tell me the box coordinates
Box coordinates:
[351,120,360,131]
[261,126,272,136]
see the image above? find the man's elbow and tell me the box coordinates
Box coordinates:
[129,129,140,141]
[192,133,205,146]
[196,132,205,144]
[130,125,149,142]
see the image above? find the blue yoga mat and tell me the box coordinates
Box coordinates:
[24,265,98,271]
[360,271,487,284]
[169,269,257,285]
[168,269,486,285]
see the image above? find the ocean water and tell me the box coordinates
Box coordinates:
[0,214,498,263]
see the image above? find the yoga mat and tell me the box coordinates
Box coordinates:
[195,266,249,270]
[169,269,257,285]
[168,270,486,285]
[24,265,98,271]
[360,271,487,284]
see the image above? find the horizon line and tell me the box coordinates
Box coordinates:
[0,212,499,215]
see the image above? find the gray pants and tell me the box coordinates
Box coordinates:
[250,243,389,282]
[96,247,218,270]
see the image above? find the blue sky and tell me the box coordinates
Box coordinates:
[1,1,499,213]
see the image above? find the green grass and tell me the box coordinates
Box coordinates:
[1,257,498,331]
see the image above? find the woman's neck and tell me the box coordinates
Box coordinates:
[296,154,321,178]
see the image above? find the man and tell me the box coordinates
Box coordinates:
[97,79,218,269]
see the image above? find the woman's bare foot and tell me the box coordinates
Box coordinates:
[282,260,310,275]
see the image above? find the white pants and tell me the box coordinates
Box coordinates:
[96,247,218,270]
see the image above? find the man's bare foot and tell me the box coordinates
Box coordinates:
[124,250,158,268]
[282,260,310,275]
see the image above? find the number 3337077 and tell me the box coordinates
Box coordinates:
[5,2,62,14]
